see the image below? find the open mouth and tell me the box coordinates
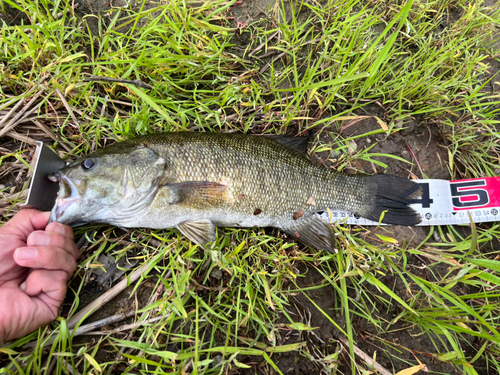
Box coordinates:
[49,174,82,223]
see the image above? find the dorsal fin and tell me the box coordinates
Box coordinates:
[264,134,311,156]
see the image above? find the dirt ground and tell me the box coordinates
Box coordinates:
[2,0,499,374]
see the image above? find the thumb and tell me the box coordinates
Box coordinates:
[2,210,50,238]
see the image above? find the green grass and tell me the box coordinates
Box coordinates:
[1,0,500,373]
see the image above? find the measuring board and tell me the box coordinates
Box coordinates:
[320,177,500,226]
[25,143,500,226]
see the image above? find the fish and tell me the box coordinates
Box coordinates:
[49,132,422,252]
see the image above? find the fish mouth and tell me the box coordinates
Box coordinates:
[49,173,83,224]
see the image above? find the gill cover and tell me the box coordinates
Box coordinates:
[50,145,166,226]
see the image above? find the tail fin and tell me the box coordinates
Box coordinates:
[364,175,422,225]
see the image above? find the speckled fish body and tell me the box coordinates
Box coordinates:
[49,132,421,251]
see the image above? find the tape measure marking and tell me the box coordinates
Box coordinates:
[320,177,500,226]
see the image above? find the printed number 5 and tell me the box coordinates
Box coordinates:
[450,180,489,208]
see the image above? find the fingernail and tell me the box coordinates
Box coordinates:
[15,248,38,260]
[46,222,66,236]
[31,233,50,246]
[19,282,26,291]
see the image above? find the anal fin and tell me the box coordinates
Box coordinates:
[282,214,336,253]
[177,219,216,248]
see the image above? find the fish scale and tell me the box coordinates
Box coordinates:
[137,133,361,218]
[50,132,421,252]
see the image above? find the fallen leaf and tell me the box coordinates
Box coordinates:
[375,116,388,131]
[395,364,428,375]
[65,83,76,96]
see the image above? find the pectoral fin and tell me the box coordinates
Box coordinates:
[167,181,227,206]
[177,219,216,247]
[282,214,336,253]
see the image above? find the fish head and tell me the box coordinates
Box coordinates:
[49,144,166,226]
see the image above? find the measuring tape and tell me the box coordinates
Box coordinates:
[25,143,500,226]
[321,177,500,226]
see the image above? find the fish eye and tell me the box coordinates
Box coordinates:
[81,158,96,171]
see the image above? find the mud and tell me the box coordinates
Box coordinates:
[0,0,167,35]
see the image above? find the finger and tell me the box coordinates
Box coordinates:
[14,246,77,277]
[27,230,79,259]
[0,276,65,342]
[16,210,50,230]
[20,269,68,309]
[28,211,51,230]
[1,210,50,237]
[45,222,75,241]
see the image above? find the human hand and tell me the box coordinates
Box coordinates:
[0,209,79,343]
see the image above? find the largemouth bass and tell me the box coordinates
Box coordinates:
[49,132,421,252]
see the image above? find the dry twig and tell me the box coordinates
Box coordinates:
[67,259,156,329]
[0,88,46,138]
[33,119,72,152]
[72,310,136,336]
[84,75,153,90]
[337,335,392,375]
[55,88,80,126]
[4,131,38,146]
